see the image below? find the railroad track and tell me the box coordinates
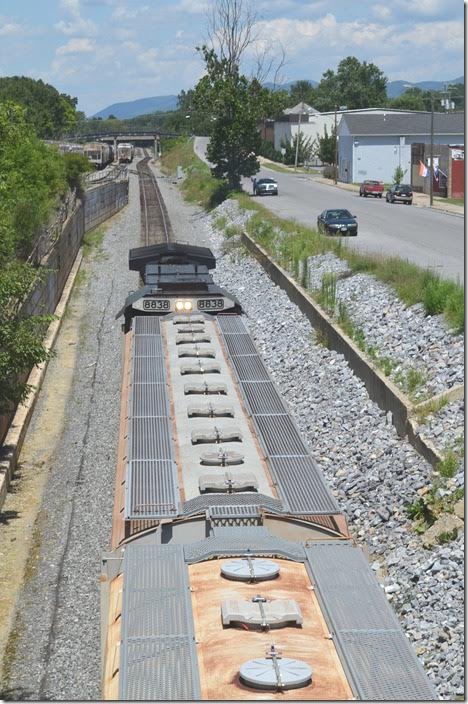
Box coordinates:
[136,152,172,245]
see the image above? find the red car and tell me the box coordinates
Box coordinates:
[359,180,384,198]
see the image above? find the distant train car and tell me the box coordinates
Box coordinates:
[83,142,112,169]
[58,143,85,155]
[117,142,134,163]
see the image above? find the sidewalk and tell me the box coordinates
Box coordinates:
[311,176,464,216]
[258,157,464,217]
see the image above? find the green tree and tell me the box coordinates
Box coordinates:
[393,165,407,184]
[62,152,93,196]
[0,101,70,411]
[193,46,262,189]
[289,80,316,107]
[316,124,336,165]
[0,76,79,138]
[388,87,427,111]
[280,132,316,166]
[314,56,387,111]
[0,262,53,411]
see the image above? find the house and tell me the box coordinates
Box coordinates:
[337,112,464,185]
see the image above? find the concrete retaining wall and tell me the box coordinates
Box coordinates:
[241,232,462,467]
[84,180,129,231]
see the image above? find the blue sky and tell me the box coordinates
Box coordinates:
[0,0,463,115]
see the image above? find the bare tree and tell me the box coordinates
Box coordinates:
[207,0,287,87]
[207,0,258,73]
[254,40,287,87]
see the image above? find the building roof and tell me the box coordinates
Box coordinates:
[283,101,320,115]
[341,111,464,136]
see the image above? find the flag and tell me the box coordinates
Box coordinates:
[419,161,428,177]
[434,164,439,182]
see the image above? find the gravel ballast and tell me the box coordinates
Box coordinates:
[206,198,464,700]
[3,169,463,700]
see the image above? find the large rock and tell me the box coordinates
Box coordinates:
[423,514,464,547]
[453,499,464,520]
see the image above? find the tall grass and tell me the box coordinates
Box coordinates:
[239,197,464,333]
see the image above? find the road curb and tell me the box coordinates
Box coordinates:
[0,252,83,511]
[241,232,462,469]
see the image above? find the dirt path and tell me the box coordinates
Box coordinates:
[0,280,85,686]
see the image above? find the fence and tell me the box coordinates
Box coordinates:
[83,164,128,186]
[0,177,129,444]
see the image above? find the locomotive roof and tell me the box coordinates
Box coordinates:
[102,536,436,701]
[111,313,346,549]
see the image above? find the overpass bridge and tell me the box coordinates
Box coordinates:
[69,131,182,154]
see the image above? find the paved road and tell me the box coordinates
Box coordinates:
[194,137,464,282]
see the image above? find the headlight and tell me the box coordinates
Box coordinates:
[175,300,192,311]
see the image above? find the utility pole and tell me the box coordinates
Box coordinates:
[294,107,302,172]
[334,106,338,184]
[429,95,434,207]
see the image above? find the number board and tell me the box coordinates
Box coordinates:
[197,299,224,311]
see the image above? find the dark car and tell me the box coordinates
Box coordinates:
[359,179,384,198]
[386,183,413,205]
[254,177,278,196]
[317,209,358,236]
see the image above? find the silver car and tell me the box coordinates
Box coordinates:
[254,178,278,196]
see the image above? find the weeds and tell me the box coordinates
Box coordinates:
[438,450,459,478]
[312,329,330,348]
[213,215,227,230]
[394,367,427,400]
[414,395,449,424]
[437,529,459,544]
[82,227,105,257]
[224,223,243,238]
[317,272,337,313]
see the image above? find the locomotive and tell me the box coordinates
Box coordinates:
[117,142,134,163]
[100,243,436,701]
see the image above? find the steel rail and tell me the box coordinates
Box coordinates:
[136,154,172,245]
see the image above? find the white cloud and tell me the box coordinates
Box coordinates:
[0,21,24,36]
[112,4,149,20]
[177,0,209,13]
[395,0,445,16]
[255,14,393,54]
[398,20,463,52]
[55,0,97,36]
[56,37,94,55]
[372,6,392,21]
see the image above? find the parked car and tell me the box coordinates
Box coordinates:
[317,209,358,236]
[386,183,413,205]
[359,179,384,198]
[254,177,278,196]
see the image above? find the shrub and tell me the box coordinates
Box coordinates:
[258,139,283,162]
[63,152,92,195]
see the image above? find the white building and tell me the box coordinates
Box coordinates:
[273,103,423,165]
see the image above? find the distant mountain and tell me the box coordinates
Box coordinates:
[93,95,178,119]
[386,76,464,98]
[93,76,464,119]
[263,80,318,91]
